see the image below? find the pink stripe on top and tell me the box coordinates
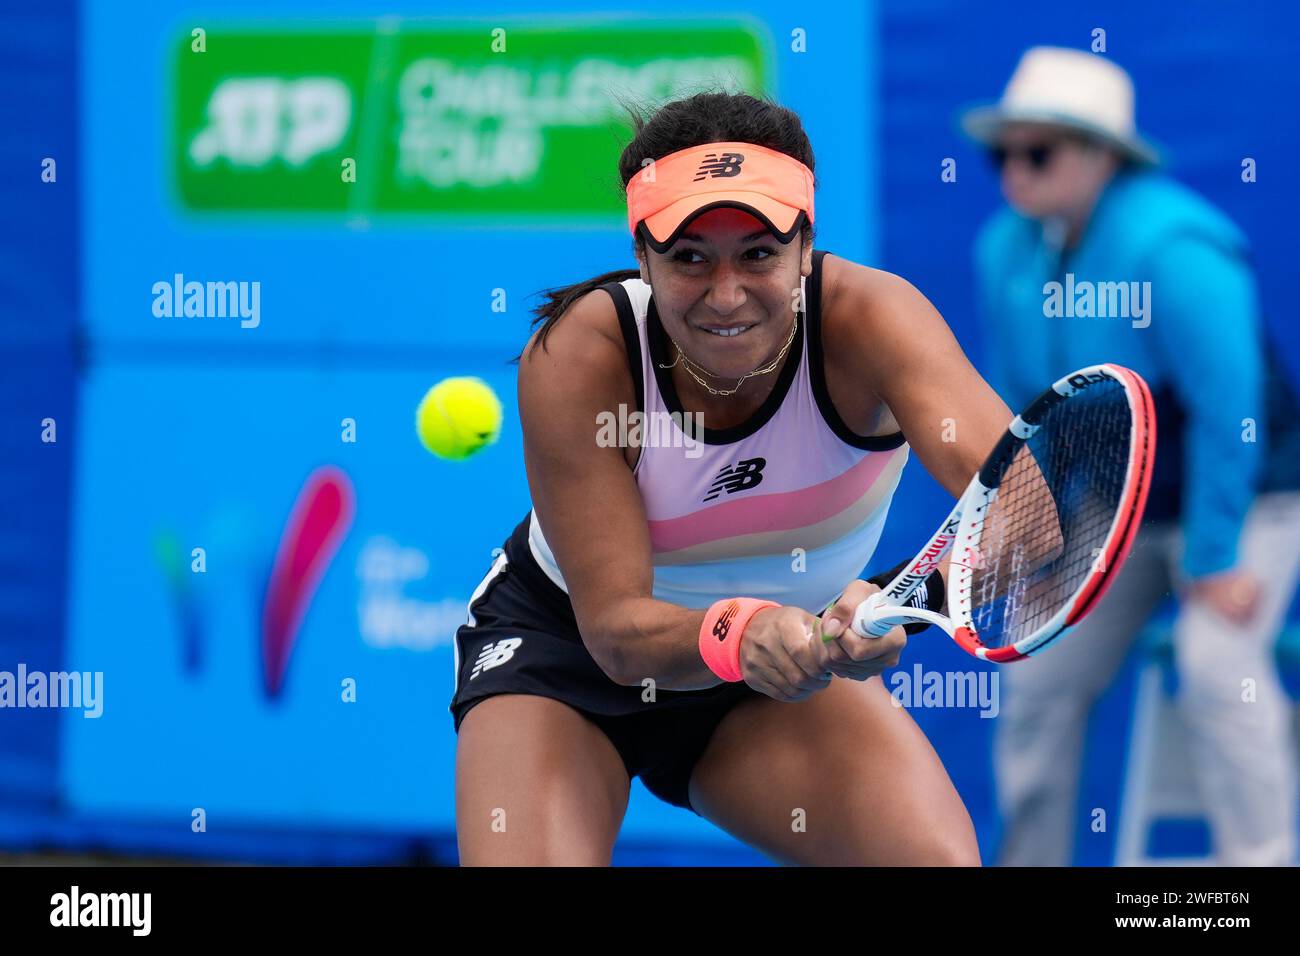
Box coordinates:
[646,445,904,552]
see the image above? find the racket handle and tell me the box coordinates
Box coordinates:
[852,591,896,639]
[851,592,955,639]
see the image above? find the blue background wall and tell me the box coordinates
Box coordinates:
[0,3,80,834]
[1,0,1296,865]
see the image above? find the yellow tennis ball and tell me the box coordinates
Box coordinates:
[415,377,503,461]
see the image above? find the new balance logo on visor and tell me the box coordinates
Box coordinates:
[693,151,745,181]
[704,457,766,501]
[470,638,522,680]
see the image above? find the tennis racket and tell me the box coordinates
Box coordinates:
[847,363,1155,662]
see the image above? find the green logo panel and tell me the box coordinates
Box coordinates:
[173,20,771,217]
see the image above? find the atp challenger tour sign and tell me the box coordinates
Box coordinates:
[173,20,770,215]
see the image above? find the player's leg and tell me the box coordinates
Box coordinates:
[686,674,980,866]
[992,524,1174,865]
[455,694,631,866]
[1171,491,1300,865]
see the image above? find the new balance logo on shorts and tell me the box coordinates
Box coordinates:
[693,151,745,181]
[470,638,522,680]
[704,457,766,501]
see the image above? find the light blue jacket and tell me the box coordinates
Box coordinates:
[974,168,1265,580]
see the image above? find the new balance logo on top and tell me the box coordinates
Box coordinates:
[470,638,523,679]
[703,457,766,501]
[693,151,744,181]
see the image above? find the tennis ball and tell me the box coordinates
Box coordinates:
[416,376,503,461]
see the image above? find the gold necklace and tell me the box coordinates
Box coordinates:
[658,311,799,397]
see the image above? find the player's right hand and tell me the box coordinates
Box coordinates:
[739,606,835,702]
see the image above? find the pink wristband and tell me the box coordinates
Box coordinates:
[698,598,780,682]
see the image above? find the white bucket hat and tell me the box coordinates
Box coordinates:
[961,46,1160,166]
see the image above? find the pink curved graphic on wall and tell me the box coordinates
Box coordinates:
[261,466,355,699]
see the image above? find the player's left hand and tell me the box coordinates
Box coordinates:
[816,579,908,681]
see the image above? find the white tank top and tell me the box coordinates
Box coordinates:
[528,249,910,612]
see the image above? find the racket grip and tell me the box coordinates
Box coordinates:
[851,591,896,639]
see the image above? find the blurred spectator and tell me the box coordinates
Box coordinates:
[966,46,1300,865]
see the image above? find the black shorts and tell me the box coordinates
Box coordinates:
[449,515,761,814]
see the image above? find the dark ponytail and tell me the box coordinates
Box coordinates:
[514,89,818,364]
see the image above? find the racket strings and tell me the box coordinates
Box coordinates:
[969,381,1133,648]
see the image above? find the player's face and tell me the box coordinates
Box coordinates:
[638,207,814,380]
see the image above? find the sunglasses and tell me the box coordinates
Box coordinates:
[988,142,1058,172]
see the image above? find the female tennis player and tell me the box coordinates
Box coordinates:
[450,92,1013,866]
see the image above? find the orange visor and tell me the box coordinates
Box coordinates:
[626,141,815,253]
